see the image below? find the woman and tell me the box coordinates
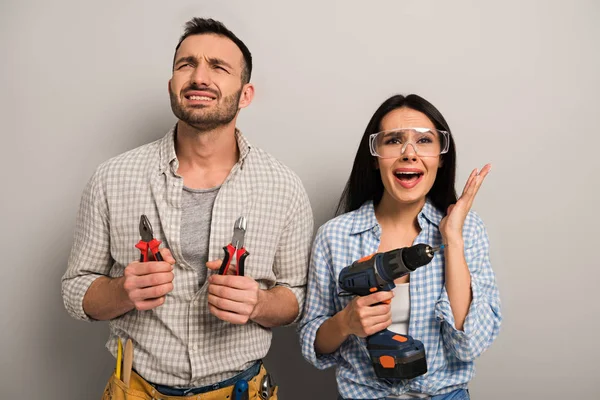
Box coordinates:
[299,94,501,400]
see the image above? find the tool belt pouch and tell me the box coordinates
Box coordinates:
[102,367,279,400]
[102,372,148,400]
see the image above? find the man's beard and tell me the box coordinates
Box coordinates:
[170,87,242,132]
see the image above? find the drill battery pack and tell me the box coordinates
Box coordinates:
[367,330,427,380]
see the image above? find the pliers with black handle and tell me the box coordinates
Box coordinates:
[218,216,249,276]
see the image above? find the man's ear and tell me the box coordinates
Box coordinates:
[168,79,172,95]
[238,83,255,109]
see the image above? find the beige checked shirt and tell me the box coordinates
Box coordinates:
[61,127,314,387]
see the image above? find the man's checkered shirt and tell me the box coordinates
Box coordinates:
[62,128,313,387]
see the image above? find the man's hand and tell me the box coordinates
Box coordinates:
[123,248,176,311]
[206,259,260,324]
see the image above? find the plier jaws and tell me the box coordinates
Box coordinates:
[218,216,249,276]
[135,215,164,262]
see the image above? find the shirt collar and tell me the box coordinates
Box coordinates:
[235,129,252,163]
[158,126,178,174]
[419,198,444,227]
[158,125,252,175]
[350,198,444,235]
[350,201,378,235]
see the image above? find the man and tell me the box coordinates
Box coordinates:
[62,18,313,399]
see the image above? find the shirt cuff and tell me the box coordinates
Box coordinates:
[274,283,306,324]
[434,281,484,340]
[299,316,339,370]
[62,274,102,322]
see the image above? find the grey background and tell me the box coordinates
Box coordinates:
[1,0,599,399]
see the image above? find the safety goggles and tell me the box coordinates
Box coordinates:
[369,127,450,158]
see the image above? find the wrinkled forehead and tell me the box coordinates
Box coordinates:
[380,128,436,135]
[380,108,436,131]
[174,33,244,70]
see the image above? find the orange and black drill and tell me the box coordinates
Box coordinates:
[338,243,442,380]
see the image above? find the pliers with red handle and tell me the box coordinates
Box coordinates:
[218,216,249,276]
[135,215,164,262]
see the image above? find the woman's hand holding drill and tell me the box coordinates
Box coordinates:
[341,291,394,338]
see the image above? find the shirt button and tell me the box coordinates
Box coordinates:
[193,344,199,352]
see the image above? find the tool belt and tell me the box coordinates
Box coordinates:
[103,339,278,400]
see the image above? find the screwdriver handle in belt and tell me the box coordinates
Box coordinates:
[232,379,249,400]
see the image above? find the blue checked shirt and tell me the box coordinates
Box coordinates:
[298,200,501,399]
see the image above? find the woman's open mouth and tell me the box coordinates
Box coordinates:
[393,170,424,189]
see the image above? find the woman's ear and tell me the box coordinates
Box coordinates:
[373,157,379,170]
[438,156,444,168]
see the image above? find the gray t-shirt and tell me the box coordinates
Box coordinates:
[181,185,220,286]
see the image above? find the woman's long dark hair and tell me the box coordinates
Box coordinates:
[336,94,458,216]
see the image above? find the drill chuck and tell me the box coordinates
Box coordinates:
[380,243,435,281]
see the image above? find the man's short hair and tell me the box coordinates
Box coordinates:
[174,18,252,84]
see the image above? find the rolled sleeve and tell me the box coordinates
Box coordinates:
[272,176,314,324]
[434,215,502,362]
[298,227,339,370]
[61,167,112,322]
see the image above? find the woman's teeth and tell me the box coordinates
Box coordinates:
[395,172,422,181]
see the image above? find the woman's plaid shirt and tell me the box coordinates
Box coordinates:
[299,200,501,399]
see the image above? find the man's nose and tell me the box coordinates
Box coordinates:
[190,63,212,87]
[401,142,418,162]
